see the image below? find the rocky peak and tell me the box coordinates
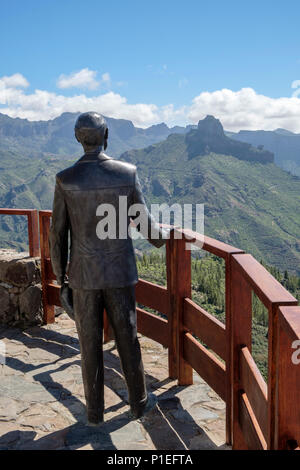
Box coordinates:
[186,115,274,163]
[146,122,170,137]
[197,115,224,138]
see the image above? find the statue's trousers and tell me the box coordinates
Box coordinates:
[73,286,147,422]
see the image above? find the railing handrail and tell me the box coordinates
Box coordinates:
[174,227,245,259]
[279,305,300,341]
[232,253,297,308]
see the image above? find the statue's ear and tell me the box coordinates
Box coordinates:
[104,128,108,150]
[74,129,80,143]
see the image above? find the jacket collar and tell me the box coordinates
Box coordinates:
[76,151,112,164]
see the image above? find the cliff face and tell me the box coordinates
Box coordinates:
[186,115,274,163]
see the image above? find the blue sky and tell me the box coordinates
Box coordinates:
[1,0,300,131]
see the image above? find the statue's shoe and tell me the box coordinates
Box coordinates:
[87,409,104,427]
[87,420,104,427]
[127,393,158,420]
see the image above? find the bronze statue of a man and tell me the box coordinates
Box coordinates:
[49,112,167,425]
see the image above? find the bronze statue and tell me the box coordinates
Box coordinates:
[49,112,167,425]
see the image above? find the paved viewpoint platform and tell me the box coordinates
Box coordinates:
[0,314,229,450]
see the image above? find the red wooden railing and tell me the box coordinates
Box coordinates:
[35,211,300,449]
[0,208,39,257]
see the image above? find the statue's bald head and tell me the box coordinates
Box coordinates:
[75,112,108,152]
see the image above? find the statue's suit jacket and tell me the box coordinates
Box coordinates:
[49,152,166,290]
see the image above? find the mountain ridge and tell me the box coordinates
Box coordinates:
[2,110,299,173]
[0,111,190,159]
[228,127,300,175]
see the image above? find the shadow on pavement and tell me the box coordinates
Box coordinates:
[0,324,225,450]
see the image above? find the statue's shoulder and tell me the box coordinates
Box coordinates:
[104,157,136,174]
[55,156,137,188]
[56,163,77,184]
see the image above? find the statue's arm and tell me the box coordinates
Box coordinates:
[49,177,69,285]
[131,170,168,248]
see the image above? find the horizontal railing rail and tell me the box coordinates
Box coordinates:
[183,298,226,361]
[239,346,268,441]
[4,209,298,450]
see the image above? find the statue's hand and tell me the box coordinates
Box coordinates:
[165,225,181,238]
[60,281,75,320]
[57,273,67,286]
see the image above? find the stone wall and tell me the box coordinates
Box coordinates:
[0,249,42,327]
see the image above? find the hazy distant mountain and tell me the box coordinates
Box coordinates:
[228,128,300,176]
[0,112,190,159]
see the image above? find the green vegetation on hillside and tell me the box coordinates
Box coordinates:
[0,149,76,251]
[136,251,300,380]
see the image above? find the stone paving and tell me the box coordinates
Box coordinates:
[0,314,230,450]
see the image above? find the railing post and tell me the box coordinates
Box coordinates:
[276,306,300,450]
[103,309,114,343]
[267,300,297,449]
[230,254,252,449]
[167,232,193,385]
[267,302,280,449]
[166,236,176,378]
[225,255,232,445]
[39,212,55,324]
[27,210,40,257]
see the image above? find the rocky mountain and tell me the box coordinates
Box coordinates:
[120,116,300,273]
[186,116,274,162]
[228,128,300,176]
[0,112,189,159]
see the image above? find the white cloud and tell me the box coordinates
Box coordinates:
[0,74,159,126]
[0,73,29,89]
[57,68,100,90]
[187,88,300,132]
[1,73,300,132]
[291,80,300,89]
[56,69,112,91]
[291,80,300,98]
